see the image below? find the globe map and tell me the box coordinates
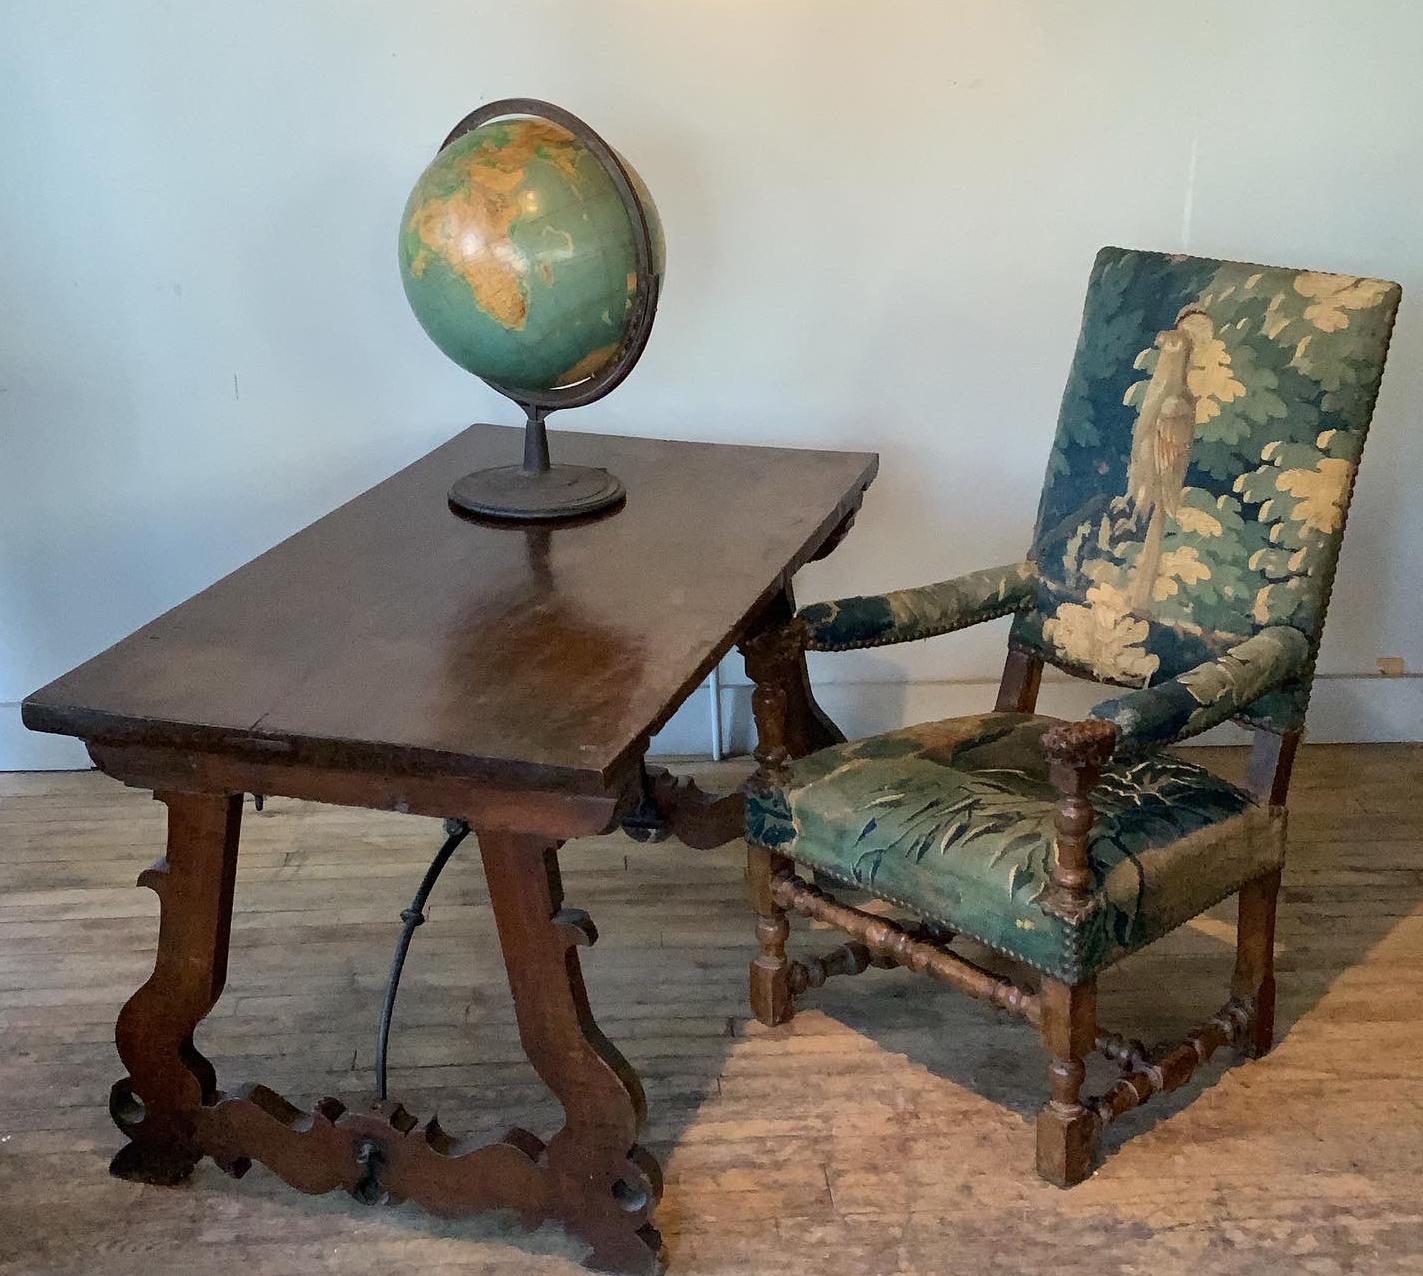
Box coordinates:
[399,117,663,395]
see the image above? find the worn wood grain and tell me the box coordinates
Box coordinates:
[22,425,876,793]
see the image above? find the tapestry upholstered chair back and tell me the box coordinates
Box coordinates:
[737,246,1401,1192]
[1013,248,1400,732]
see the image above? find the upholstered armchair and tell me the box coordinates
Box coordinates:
[739,247,1400,1185]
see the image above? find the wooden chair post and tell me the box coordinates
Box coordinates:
[1232,868,1280,1059]
[1230,729,1296,1059]
[1036,978,1099,1186]
[747,844,795,1026]
[739,585,848,1030]
[1034,718,1115,1184]
[995,650,1043,713]
[1247,728,1300,807]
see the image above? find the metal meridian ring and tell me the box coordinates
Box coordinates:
[437,97,660,414]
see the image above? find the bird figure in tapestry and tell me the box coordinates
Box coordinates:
[1123,310,1207,611]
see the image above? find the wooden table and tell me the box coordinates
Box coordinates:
[22,423,876,1273]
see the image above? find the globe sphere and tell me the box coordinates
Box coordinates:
[398,115,664,397]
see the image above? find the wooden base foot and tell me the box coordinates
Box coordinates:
[750,951,795,1027]
[109,1136,199,1187]
[1035,1098,1098,1188]
[190,832,665,1274]
[196,1085,663,1272]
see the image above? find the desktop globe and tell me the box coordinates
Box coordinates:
[399,99,664,520]
[400,115,664,393]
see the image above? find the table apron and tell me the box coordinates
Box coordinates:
[85,740,625,840]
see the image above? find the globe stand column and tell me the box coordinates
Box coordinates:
[524,406,552,474]
[447,406,627,522]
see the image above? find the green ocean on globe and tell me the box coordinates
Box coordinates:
[399,117,663,394]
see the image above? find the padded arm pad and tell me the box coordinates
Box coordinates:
[1089,626,1310,759]
[798,561,1036,652]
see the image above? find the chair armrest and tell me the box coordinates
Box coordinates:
[797,561,1036,653]
[1088,627,1310,760]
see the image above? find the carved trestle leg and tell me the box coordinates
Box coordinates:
[478,831,663,1274]
[747,843,796,1026]
[1232,868,1280,1059]
[1036,979,1100,1186]
[185,825,660,1273]
[110,791,242,1184]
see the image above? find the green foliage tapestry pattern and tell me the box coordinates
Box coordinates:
[746,713,1282,981]
[1011,248,1400,731]
[798,561,1035,652]
[1089,625,1308,757]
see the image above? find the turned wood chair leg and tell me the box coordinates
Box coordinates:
[1232,867,1280,1059]
[1036,978,1099,1187]
[747,843,795,1026]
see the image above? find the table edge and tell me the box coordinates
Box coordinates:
[21,428,879,792]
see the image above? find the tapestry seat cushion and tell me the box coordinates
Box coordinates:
[746,712,1284,982]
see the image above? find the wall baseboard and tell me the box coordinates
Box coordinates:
[4,675,1419,772]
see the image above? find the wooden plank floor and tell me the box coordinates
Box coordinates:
[1,746,1421,1274]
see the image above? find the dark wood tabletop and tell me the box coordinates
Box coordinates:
[24,424,876,794]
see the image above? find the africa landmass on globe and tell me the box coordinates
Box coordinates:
[399,117,663,393]
[407,122,581,331]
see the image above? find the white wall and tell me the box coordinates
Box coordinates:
[4,0,1421,768]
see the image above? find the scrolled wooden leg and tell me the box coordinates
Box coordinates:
[478,831,663,1274]
[1035,978,1099,1187]
[1232,868,1280,1060]
[110,790,242,1185]
[747,843,795,1027]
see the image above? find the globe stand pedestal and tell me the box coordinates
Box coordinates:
[447,408,625,522]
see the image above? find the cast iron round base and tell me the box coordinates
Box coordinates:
[448,464,625,522]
